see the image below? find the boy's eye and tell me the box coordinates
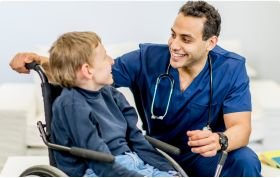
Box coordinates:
[171,33,175,38]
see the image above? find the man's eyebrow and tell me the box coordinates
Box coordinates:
[171,28,193,39]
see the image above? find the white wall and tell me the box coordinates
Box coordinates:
[211,1,280,82]
[0,1,279,83]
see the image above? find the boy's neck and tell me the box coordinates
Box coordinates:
[77,81,103,91]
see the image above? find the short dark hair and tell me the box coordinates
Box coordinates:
[179,1,221,40]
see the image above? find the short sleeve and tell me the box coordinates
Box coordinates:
[223,61,252,114]
[112,49,141,88]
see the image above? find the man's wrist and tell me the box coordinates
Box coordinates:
[38,55,49,65]
[217,132,228,151]
[215,133,222,150]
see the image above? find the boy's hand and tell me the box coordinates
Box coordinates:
[9,52,41,74]
[187,130,221,157]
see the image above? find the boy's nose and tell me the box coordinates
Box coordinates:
[109,57,114,65]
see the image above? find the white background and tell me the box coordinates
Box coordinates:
[0,1,280,83]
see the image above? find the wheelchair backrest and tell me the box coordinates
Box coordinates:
[40,82,62,167]
[26,61,63,167]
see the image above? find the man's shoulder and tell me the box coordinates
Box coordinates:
[138,43,170,65]
[211,45,245,64]
[139,43,169,52]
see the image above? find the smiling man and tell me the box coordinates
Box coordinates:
[111,2,261,176]
[10,1,261,176]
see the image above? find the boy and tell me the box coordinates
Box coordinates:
[49,31,177,177]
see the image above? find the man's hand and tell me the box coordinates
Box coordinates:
[9,52,41,74]
[187,130,221,157]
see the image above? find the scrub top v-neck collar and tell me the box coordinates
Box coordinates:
[170,59,209,97]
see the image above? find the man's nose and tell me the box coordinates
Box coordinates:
[169,37,181,51]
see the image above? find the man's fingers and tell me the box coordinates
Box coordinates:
[201,150,217,157]
[187,131,220,157]
[187,130,212,140]
[191,144,216,155]
[9,53,37,74]
[188,136,215,147]
[186,130,200,137]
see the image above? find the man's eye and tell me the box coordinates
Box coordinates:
[183,38,191,43]
[171,33,175,38]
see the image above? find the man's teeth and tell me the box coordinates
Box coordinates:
[173,52,186,57]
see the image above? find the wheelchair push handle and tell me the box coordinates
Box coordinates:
[25,61,39,70]
[25,61,48,83]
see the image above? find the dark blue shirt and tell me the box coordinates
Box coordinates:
[112,43,251,153]
[51,86,174,176]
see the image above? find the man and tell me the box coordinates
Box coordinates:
[10,1,261,176]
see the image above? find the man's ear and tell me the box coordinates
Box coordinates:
[80,63,93,79]
[206,36,218,51]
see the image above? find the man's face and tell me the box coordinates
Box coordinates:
[168,13,209,69]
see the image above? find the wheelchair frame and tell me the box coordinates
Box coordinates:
[19,62,187,177]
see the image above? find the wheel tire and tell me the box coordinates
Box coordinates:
[20,165,68,177]
[157,149,188,177]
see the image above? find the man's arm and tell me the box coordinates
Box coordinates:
[187,112,251,157]
[188,58,252,157]
[9,53,49,73]
[223,111,251,152]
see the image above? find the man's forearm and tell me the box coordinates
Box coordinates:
[224,124,251,152]
[38,55,49,66]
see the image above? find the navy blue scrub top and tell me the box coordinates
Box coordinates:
[112,43,251,151]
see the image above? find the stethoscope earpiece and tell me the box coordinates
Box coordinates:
[151,115,164,120]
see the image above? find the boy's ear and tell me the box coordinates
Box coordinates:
[80,63,93,79]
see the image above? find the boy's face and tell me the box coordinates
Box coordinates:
[91,43,114,87]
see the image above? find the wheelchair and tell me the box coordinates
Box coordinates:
[19,62,188,177]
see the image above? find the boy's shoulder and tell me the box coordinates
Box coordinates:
[54,87,86,107]
[102,85,120,95]
[102,85,128,104]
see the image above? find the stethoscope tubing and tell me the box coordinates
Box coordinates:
[151,55,213,130]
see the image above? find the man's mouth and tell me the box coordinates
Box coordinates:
[171,51,187,60]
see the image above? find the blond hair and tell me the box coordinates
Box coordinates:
[49,31,101,88]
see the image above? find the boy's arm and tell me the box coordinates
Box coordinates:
[111,87,175,172]
[54,102,143,177]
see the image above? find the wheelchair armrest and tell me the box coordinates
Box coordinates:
[37,121,115,163]
[144,135,181,155]
[70,147,115,163]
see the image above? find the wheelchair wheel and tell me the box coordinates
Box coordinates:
[20,165,68,177]
[157,149,188,177]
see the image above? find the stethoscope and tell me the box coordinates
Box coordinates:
[151,55,213,131]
